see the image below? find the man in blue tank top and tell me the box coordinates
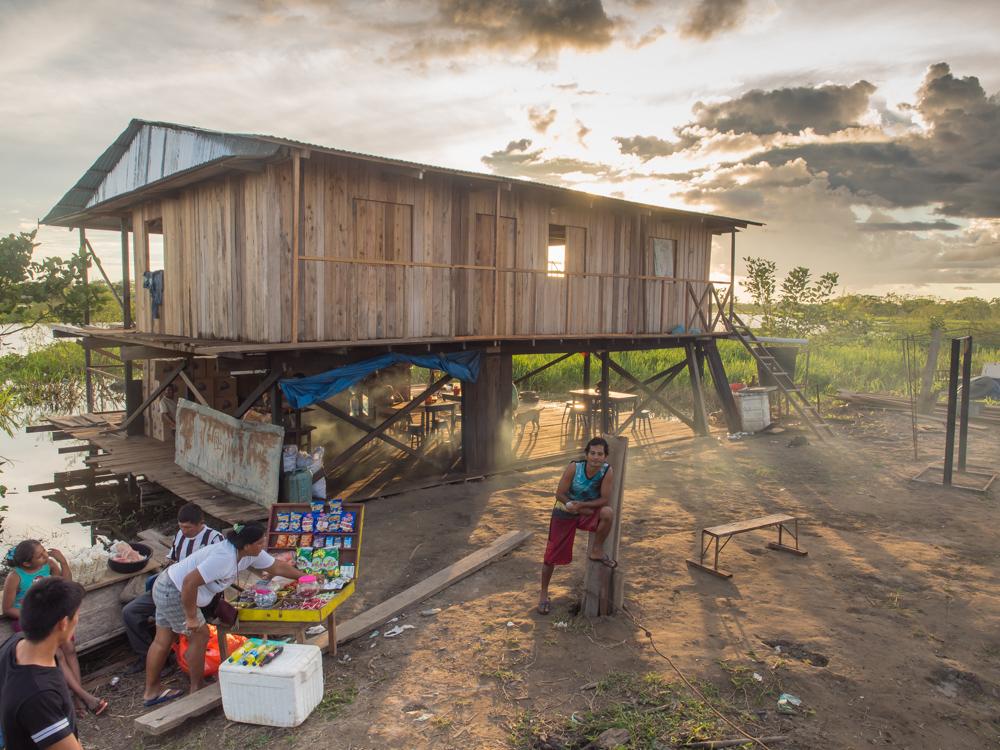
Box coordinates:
[537,437,617,615]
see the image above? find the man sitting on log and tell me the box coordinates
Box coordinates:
[121,504,224,674]
[537,437,617,615]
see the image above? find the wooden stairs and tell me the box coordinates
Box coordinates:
[727,312,835,441]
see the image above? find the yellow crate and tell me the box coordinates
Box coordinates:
[238,581,355,623]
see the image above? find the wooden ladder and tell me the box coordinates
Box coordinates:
[727,312,834,441]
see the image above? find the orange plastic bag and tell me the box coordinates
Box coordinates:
[173,625,247,678]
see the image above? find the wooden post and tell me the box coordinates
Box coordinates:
[492,183,500,336]
[917,327,942,413]
[290,151,302,344]
[461,353,513,473]
[729,230,736,321]
[583,351,591,390]
[581,434,628,617]
[685,342,709,436]
[79,228,94,413]
[958,336,972,472]
[703,339,741,433]
[943,337,960,487]
[600,352,610,434]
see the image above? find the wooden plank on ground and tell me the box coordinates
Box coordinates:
[134,529,531,736]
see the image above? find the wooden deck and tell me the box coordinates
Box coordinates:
[47,414,268,524]
[321,399,700,500]
[41,403,699,519]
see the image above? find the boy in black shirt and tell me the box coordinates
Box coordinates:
[0,576,85,749]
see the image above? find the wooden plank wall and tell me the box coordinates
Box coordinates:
[137,153,719,343]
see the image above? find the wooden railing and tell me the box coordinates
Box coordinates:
[297,254,733,341]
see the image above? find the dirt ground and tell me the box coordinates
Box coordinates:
[78,405,1000,749]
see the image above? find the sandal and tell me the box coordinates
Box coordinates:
[537,599,552,615]
[89,698,109,716]
[589,554,618,569]
[143,688,184,708]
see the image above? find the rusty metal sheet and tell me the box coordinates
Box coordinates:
[174,399,283,508]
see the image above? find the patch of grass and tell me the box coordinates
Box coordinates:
[315,683,357,720]
[511,672,760,750]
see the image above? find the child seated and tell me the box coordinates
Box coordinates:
[2,540,108,716]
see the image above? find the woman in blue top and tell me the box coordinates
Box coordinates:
[2,539,108,716]
[537,437,617,615]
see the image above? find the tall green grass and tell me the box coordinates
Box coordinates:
[513,336,1000,405]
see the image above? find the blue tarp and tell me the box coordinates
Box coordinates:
[278,351,481,410]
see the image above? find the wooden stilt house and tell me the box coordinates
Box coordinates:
[42,119,766,504]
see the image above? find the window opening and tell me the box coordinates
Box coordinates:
[547,224,566,278]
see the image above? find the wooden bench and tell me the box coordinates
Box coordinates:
[686,513,806,579]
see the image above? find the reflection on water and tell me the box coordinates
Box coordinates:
[1,404,175,553]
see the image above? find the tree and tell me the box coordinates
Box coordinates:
[740,257,840,337]
[0,230,105,337]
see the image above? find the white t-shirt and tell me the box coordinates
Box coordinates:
[166,541,275,607]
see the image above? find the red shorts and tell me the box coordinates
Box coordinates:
[543,511,602,566]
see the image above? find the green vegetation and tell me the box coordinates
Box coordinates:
[510,672,761,750]
[515,280,1000,408]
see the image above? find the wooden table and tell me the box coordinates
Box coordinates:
[568,388,639,429]
[381,401,458,435]
[218,581,355,658]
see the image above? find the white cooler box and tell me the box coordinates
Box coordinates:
[735,387,775,433]
[218,642,324,727]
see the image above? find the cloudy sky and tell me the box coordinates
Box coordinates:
[3,0,1000,300]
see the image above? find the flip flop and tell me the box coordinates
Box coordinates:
[143,688,184,708]
[89,698,109,716]
[537,599,552,615]
[589,554,618,569]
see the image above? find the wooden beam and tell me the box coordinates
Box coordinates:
[685,342,710,435]
[115,360,187,434]
[703,339,741,433]
[84,239,124,313]
[492,182,501,336]
[614,362,684,435]
[177,370,209,406]
[290,151,302,344]
[311,400,442,471]
[318,375,451,480]
[134,529,532,736]
[513,351,576,386]
[599,354,695,430]
[230,370,283,418]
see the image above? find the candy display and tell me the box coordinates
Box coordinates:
[226,638,285,667]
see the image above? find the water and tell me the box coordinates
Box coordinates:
[0,415,94,550]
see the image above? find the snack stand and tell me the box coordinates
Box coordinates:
[218,500,364,657]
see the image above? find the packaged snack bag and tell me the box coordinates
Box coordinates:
[326,536,340,549]
[316,514,329,532]
[329,499,343,513]
[300,533,313,548]
[289,513,302,532]
[311,548,327,573]
[313,535,325,549]
[324,547,340,574]
[275,534,288,548]
[340,563,355,580]
[310,500,326,514]
[295,547,313,571]
[301,513,315,532]
[275,512,291,532]
[286,534,300,548]
[342,536,353,549]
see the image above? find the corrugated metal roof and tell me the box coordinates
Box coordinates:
[43,118,763,230]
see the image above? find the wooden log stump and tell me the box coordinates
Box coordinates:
[581,434,628,617]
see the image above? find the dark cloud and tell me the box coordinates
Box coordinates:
[679,0,747,41]
[744,64,1000,217]
[528,107,558,133]
[413,0,619,59]
[692,80,876,136]
[481,137,622,183]
[614,133,700,161]
[858,220,961,232]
